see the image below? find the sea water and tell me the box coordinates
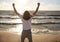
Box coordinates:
[0,10,60,35]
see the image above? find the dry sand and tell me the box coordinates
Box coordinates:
[0,32,60,42]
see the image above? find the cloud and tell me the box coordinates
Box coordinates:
[40,2,60,10]
[27,1,60,10]
[0,1,13,10]
[0,0,13,2]
[0,0,60,10]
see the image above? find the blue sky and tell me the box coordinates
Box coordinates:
[0,0,60,11]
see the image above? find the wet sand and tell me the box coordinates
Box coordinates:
[0,32,60,42]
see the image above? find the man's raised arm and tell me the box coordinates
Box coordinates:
[33,3,40,16]
[12,3,20,16]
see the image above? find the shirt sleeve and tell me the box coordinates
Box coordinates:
[18,13,23,18]
[30,13,34,17]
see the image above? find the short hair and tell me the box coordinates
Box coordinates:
[23,11,31,20]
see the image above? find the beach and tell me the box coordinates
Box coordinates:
[0,11,60,42]
[0,32,60,42]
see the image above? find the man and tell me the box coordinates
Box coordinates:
[12,2,40,42]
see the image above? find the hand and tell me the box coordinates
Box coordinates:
[37,3,40,6]
[12,3,15,7]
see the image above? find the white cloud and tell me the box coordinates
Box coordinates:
[0,2,13,10]
[0,1,60,11]
[39,2,60,10]
[26,1,60,10]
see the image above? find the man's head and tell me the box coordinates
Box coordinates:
[23,11,31,20]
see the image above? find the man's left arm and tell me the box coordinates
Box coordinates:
[33,3,40,16]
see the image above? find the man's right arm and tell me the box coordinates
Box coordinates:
[12,3,21,17]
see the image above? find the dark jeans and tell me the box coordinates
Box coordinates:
[21,29,32,42]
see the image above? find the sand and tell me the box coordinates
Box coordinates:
[0,32,60,42]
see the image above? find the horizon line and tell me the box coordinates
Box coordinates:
[0,10,60,11]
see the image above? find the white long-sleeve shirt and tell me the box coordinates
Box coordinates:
[19,14,32,30]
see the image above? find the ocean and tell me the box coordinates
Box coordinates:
[0,10,60,35]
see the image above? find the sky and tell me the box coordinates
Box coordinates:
[0,0,60,11]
